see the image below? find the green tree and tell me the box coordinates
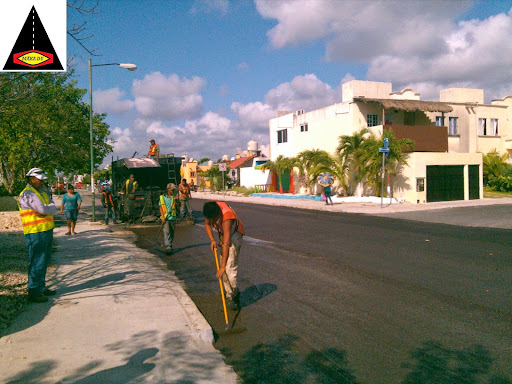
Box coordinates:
[361,129,414,196]
[260,155,295,193]
[483,150,511,184]
[199,166,230,191]
[198,157,211,165]
[336,128,370,196]
[294,149,347,195]
[0,72,112,195]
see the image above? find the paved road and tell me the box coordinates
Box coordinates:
[150,198,512,384]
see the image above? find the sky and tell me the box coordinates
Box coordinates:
[65,0,512,167]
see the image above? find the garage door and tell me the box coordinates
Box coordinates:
[468,165,480,200]
[426,165,464,202]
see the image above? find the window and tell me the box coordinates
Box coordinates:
[416,178,425,192]
[190,172,195,177]
[478,118,487,135]
[490,119,499,136]
[277,129,288,143]
[448,117,458,135]
[300,123,308,132]
[367,114,378,127]
[436,116,444,126]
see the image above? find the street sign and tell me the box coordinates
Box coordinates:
[379,147,389,153]
[219,163,227,171]
[384,137,389,148]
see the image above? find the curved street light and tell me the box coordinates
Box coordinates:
[89,59,137,221]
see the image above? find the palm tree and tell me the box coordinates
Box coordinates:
[260,155,295,194]
[294,149,330,192]
[336,128,370,197]
[361,129,414,196]
[293,149,347,196]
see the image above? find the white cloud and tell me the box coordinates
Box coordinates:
[93,88,134,114]
[367,11,512,100]
[132,72,205,121]
[256,0,512,101]
[264,74,338,111]
[231,101,275,134]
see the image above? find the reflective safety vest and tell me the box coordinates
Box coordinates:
[149,144,159,156]
[103,192,114,207]
[215,202,245,237]
[125,179,138,194]
[159,194,177,220]
[18,186,55,234]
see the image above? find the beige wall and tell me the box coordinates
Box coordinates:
[399,152,483,203]
[342,80,392,102]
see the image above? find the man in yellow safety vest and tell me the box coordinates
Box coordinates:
[159,183,178,254]
[18,168,58,303]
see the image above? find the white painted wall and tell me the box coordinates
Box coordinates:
[240,168,272,188]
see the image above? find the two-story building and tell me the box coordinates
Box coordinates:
[269,80,512,203]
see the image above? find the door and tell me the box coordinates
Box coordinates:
[426,165,464,202]
[468,165,480,200]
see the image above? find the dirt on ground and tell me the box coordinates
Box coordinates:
[0,212,29,335]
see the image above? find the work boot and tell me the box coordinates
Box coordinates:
[226,297,239,311]
[233,287,241,308]
[42,288,57,296]
[28,294,49,303]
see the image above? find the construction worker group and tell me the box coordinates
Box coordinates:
[20,167,245,311]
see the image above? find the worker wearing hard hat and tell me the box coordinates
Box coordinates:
[18,168,58,303]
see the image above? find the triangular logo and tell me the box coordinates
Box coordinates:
[3,5,63,70]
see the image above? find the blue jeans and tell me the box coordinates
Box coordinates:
[25,229,53,296]
[180,199,192,218]
[163,220,176,248]
[104,206,115,224]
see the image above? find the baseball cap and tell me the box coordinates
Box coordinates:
[26,168,47,180]
[167,183,176,190]
[149,139,155,143]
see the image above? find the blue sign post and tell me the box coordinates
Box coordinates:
[379,138,390,208]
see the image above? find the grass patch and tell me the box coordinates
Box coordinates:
[232,186,256,196]
[483,187,512,198]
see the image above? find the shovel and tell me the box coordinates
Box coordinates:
[213,247,247,335]
[146,220,165,247]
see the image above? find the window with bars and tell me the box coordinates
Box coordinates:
[448,117,458,135]
[367,114,378,127]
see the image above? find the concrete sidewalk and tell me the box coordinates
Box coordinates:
[0,221,238,384]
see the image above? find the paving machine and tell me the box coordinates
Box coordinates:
[110,155,182,223]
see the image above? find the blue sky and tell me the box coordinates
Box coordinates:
[66,0,512,166]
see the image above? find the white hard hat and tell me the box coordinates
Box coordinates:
[26,168,47,180]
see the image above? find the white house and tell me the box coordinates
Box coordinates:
[269,80,512,203]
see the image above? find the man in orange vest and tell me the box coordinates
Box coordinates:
[203,201,244,310]
[147,139,159,159]
[18,168,58,303]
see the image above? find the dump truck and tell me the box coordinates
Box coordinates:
[110,155,182,223]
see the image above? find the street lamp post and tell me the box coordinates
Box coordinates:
[88,60,137,221]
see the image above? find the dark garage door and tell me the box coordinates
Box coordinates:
[427,165,464,202]
[468,165,480,200]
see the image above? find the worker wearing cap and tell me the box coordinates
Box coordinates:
[159,183,178,254]
[147,139,159,159]
[18,168,58,303]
